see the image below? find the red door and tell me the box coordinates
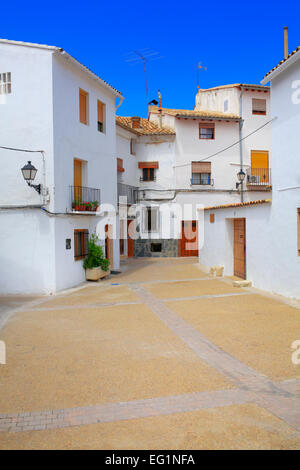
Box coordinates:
[127,220,134,257]
[181,221,198,257]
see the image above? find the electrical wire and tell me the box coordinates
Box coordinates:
[0,145,44,153]
[173,117,276,169]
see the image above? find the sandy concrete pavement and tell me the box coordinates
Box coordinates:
[0,257,299,449]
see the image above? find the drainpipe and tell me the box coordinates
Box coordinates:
[239,86,245,203]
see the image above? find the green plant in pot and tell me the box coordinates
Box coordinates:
[83,234,110,280]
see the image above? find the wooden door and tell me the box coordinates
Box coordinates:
[74,159,82,202]
[251,151,269,183]
[181,221,198,257]
[127,220,134,257]
[105,224,114,269]
[234,218,246,279]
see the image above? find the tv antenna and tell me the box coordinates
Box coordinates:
[197,62,207,90]
[125,49,163,109]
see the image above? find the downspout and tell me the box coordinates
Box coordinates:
[239,86,245,203]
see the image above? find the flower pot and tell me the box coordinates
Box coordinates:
[85,267,110,281]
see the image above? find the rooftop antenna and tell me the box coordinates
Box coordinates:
[197,62,207,90]
[125,49,163,110]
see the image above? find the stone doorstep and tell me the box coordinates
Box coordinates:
[232,280,252,288]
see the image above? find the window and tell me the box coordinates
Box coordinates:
[79,89,88,124]
[74,229,89,260]
[130,139,136,155]
[199,123,215,139]
[252,99,266,115]
[138,162,158,181]
[144,207,159,232]
[210,213,215,223]
[0,73,11,94]
[224,99,228,112]
[97,100,105,132]
[191,162,211,185]
[298,209,300,256]
[142,168,155,181]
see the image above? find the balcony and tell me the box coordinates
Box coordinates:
[246,168,272,188]
[70,186,101,213]
[117,183,138,205]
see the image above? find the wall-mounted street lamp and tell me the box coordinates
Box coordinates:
[236,169,246,189]
[21,161,41,194]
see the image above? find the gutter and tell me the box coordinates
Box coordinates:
[239,86,245,203]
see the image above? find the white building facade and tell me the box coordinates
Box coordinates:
[116,84,271,258]
[0,39,122,294]
[198,48,300,299]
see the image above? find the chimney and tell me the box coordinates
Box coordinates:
[158,90,162,128]
[284,26,289,59]
[131,116,141,129]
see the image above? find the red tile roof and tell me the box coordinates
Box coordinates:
[203,199,272,211]
[116,116,175,135]
[148,106,240,121]
[262,46,300,81]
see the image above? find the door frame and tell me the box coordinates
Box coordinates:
[233,218,246,279]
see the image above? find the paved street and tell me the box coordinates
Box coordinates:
[0,258,300,449]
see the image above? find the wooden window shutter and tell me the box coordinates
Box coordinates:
[192,162,211,173]
[210,213,215,223]
[138,162,159,169]
[117,158,124,172]
[98,101,104,123]
[79,89,87,124]
[252,99,266,115]
[199,123,215,129]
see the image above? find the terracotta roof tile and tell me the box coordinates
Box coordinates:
[203,199,271,211]
[116,116,175,135]
[148,106,240,120]
[262,46,300,81]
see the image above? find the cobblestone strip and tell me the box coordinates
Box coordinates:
[163,292,254,302]
[130,285,300,431]
[0,388,253,433]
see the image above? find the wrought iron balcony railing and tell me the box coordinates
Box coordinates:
[117,183,138,205]
[246,168,271,186]
[70,186,101,212]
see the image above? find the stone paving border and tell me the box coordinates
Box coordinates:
[0,389,254,433]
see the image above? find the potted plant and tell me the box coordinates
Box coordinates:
[73,199,81,211]
[92,200,99,211]
[83,234,110,281]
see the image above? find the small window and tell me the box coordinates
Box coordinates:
[0,73,11,95]
[298,209,300,256]
[142,168,155,182]
[252,98,266,115]
[224,99,228,112]
[191,162,211,185]
[130,139,136,155]
[74,229,89,260]
[144,207,159,232]
[199,123,215,140]
[97,100,105,133]
[210,213,215,223]
[79,89,88,125]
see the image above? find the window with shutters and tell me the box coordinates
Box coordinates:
[138,162,158,181]
[97,100,105,133]
[0,73,11,94]
[191,161,211,185]
[79,89,88,125]
[143,207,159,233]
[74,229,89,260]
[199,123,215,139]
[252,98,266,115]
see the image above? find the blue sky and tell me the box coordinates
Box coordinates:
[2,0,300,117]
